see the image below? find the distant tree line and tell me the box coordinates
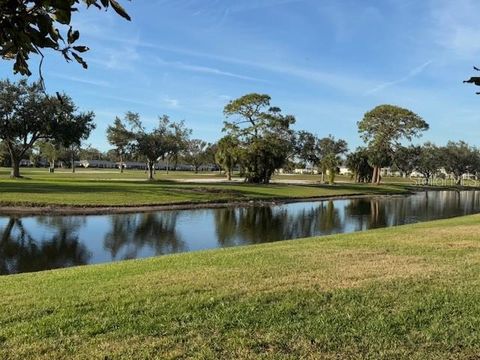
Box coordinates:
[2,79,480,185]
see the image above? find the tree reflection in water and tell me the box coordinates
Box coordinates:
[344,198,388,230]
[104,212,185,260]
[0,217,91,275]
[3,190,480,275]
[214,200,343,246]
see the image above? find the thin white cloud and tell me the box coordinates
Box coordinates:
[51,74,112,88]
[365,60,433,95]
[129,39,376,93]
[89,46,140,71]
[155,57,265,82]
[223,0,307,14]
[162,96,180,108]
[85,92,182,111]
[81,34,377,93]
[88,93,162,109]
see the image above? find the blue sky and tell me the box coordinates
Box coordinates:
[1,0,480,151]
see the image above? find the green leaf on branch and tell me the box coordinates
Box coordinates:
[109,0,132,21]
[54,9,71,25]
[73,46,89,53]
[72,52,88,69]
[67,28,80,44]
[0,0,131,77]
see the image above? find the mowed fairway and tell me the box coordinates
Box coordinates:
[1,215,480,359]
[0,168,411,207]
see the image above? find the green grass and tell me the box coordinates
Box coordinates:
[273,173,415,184]
[0,167,230,180]
[2,215,480,358]
[0,168,412,207]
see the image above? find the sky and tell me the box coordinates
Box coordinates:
[1,0,480,151]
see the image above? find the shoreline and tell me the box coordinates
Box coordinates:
[0,185,475,216]
[0,190,412,216]
[0,191,415,216]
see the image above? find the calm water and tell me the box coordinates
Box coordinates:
[1,190,480,275]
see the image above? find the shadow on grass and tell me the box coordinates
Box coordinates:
[0,180,248,199]
[1,178,471,203]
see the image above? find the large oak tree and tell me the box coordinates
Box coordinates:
[106,113,135,173]
[0,79,95,177]
[358,104,429,184]
[223,93,295,184]
[128,114,191,180]
[183,139,208,173]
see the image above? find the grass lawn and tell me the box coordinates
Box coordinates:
[1,214,480,358]
[0,168,412,207]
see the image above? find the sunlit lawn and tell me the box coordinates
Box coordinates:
[0,167,412,207]
[1,215,480,358]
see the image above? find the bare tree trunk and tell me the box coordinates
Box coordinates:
[120,154,124,173]
[371,166,377,184]
[227,168,232,181]
[71,152,75,173]
[10,155,21,178]
[147,161,154,180]
[376,167,381,185]
[49,160,55,173]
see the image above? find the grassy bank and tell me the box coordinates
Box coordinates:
[2,215,480,359]
[0,168,412,207]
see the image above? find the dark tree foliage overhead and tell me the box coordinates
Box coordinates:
[0,0,130,81]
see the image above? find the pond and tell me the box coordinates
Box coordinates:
[1,190,480,275]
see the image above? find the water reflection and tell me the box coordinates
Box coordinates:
[0,217,90,275]
[1,190,480,275]
[104,212,185,260]
[213,200,344,246]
